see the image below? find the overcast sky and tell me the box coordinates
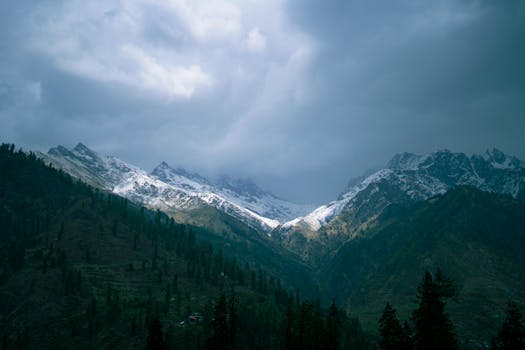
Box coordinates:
[1,0,524,203]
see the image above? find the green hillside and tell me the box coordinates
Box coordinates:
[322,186,525,345]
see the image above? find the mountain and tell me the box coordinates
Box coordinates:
[152,162,312,224]
[39,143,312,232]
[281,148,525,236]
[0,143,320,349]
[320,186,525,343]
[4,142,525,346]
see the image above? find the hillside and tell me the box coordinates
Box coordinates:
[0,144,321,349]
[321,186,525,344]
[278,149,525,266]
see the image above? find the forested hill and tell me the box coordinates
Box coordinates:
[0,144,371,349]
[322,186,525,343]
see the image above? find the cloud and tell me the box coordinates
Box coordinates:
[246,27,267,52]
[1,0,524,203]
[57,44,212,99]
[26,1,217,99]
[165,0,242,41]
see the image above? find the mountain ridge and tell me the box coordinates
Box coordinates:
[38,143,525,244]
[39,143,312,232]
[283,148,525,233]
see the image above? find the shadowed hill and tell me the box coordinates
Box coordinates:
[322,186,525,344]
[0,144,316,349]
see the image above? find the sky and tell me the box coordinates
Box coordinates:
[1,0,524,204]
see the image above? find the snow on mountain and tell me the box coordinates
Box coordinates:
[39,143,311,231]
[282,169,394,231]
[285,148,525,231]
[38,144,524,234]
[152,162,313,224]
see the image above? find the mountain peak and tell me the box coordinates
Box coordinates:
[386,151,430,171]
[482,148,525,170]
[152,161,211,187]
[155,161,170,170]
[48,145,71,156]
[485,147,507,163]
[72,142,101,159]
[73,142,90,152]
[217,175,268,198]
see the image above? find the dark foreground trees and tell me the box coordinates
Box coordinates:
[378,303,412,350]
[379,269,456,350]
[490,301,525,350]
[412,269,458,350]
[206,293,236,350]
[146,318,165,350]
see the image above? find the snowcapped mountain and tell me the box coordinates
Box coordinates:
[38,143,311,231]
[36,144,525,237]
[284,148,525,232]
[153,162,313,223]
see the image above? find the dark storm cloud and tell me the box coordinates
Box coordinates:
[0,0,524,203]
[269,0,525,201]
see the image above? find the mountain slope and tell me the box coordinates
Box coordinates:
[278,149,525,263]
[39,143,311,232]
[0,144,318,349]
[321,186,525,343]
[152,161,312,228]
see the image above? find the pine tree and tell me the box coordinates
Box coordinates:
[281,299,295,350]
[326,299,342,350]
[229,293,237,350]
[145,318,165,350]
[490,301,525,350]
[207,294,229,350]
[412,270,457,350]
[58,222,64,240]
[379,303,404,350]
[400,321,413,350]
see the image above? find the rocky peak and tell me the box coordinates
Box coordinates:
[152,162,210,185]
[386,151,431,171]
[217,175,267,198]
[48,145,72,157]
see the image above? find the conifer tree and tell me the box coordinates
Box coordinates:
[146,318,165,350]
[490,301,525,350]
[326,299,342,350]
[281,299,295,350]
[400,321,413,350]
[207,294,229,350]
[229,293,237,349]
[412,270,457,350]
[379,303,404,350]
